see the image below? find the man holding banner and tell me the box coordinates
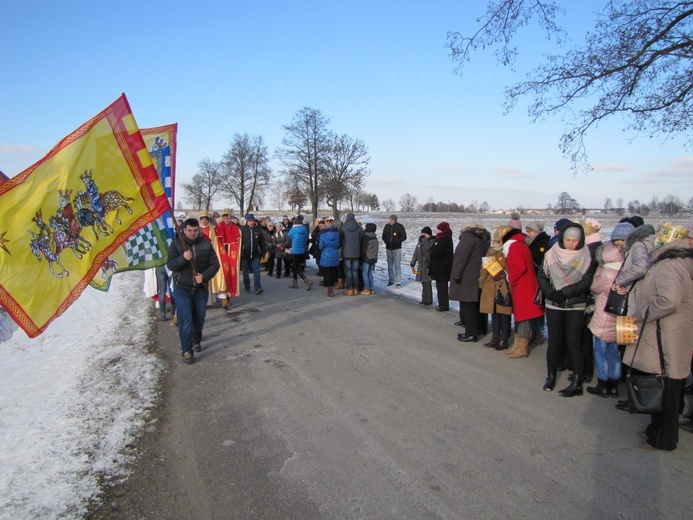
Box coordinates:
[167,218,220,364]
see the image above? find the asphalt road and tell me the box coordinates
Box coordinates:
[92,267,692,520]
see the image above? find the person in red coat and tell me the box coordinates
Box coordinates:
[214,209,242,305]
[502,228,544,358]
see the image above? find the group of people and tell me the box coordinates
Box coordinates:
[408,213,693,451]
[164,208,693,451]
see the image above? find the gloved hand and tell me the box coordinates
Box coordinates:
[549,290,566,303]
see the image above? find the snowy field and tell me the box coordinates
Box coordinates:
[0,212,685,518]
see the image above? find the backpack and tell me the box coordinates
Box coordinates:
[364,235,379,264]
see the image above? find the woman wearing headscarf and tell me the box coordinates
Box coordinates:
[625,236,693,451]
[538,223,597,395]
[479,226,513,350]
[410,227,435,305]
[451,222,490,342]
[429,222,454,312]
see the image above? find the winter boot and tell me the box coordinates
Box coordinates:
[529,329,546,346]
[608,379,620,398]
[304,278,313,291]
[494,337,509,351]
[483,334,500,349]
[558,374,584,397]
[586,379,609,397]
[289,279,299,289]
[327,286,334,297]
[543,369,557,392]
[158,308,167,321]
[503,337,519,356]
[506,337,529,358]
[344,289,354,296]
[221,298,229,309]
[336,278,345,289]
[276,270,281,279]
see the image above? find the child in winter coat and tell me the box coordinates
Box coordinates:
[586,223,634,397]
[361,223,379,294]
[410,227,436,305]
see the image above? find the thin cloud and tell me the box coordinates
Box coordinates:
[637,155,693,180]
[0,144,42,154]
[592,163,631,172]
[495,167,533,179]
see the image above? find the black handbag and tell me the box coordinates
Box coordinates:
[604,287,629,316]
[494,281,512,307]
[625,311,665,415]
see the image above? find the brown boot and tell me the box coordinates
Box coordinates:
[304,278,313,291]
[221,298,229,309]
[507,337,529,358]
[327,286,334,297]
[289,280,299,289]
[344,289,354,295]
[483,334,500,349]
[336,278,345,289]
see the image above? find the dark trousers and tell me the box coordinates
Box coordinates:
[435,280,449,310]
[646,377,685,451]
[421,281,433,304]
[460,301,479,337]
[492,313,512,339]
[291,253,306,281]
[581,324,595,378]
[546,307,586,376]
[323,266,338,287]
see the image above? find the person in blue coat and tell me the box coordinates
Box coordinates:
[319,217,340,296]
[286,215,312,290]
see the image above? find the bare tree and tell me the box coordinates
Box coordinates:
[381,198,396,212]
[447,1,693,170]
[555,191,579,213]
[181,159,221,211]
[399,193,418,212]
[479,201,490,213]
[277,107,331,221]
[219,134,271,216]
[661,194,684,215]
[604,197,612,213]
[323,132,371,214]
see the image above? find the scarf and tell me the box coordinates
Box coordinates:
[436,229,452,240]
[543,242,591,290]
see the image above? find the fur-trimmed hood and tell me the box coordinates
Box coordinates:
[460,226,490,244]
[652,239,693,270]
[623,224,655,253]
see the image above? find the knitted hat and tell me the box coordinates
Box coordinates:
[437,221,451,234]
[389,214,398,222]
[526,222,544,233]
[554,218,572,233]
[294,214,304,224]
[365,223,377,233]
[563,226,582,240]
[611,222,635,241]
[421,226,433,235]
[508,212,522,230]
[245,213,255,221]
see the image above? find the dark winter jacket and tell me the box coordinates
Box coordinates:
[167,233,220,291]
[318,226,340,267]
[339,213,364,259]
[527,231,550,273]
[428,235,454,282]
[382,222,407,250]
[450,227,490,302]
[241,224,266,259]
[361,232,379,265]
[410,235,435,282]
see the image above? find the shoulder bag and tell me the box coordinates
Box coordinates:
[604,255,633,316]
[494,279,512,307]
[625,310,665,415]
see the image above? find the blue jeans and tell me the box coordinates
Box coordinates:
[364,263,375,290]
[156,267,172,310]
[344,258,360,289]
[593,336,621,381]
[242,256,262,291]
[386,248,402,284]
[173,286,208,356]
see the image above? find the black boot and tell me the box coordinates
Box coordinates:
[543,369,557,392]
[558,375,583,397]
[586,379,609,397]
[608,379,620,398]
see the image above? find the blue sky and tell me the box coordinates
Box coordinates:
[1,0,691,211]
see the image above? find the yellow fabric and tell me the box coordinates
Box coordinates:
[0,95,170,337]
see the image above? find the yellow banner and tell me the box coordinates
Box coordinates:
[0,95,170,337]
